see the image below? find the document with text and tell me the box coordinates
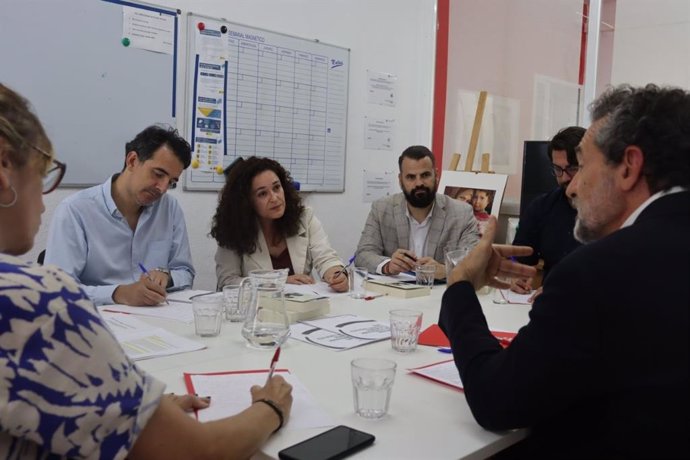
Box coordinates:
[409,360,464,391]
[184,369,335,429]
[101,312,205,360]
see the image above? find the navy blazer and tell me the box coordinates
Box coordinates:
[440,191,689,458]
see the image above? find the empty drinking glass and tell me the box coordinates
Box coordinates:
[351,358,397,419]
[193,294,224,337]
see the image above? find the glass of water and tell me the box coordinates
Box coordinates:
[444,246,469,280]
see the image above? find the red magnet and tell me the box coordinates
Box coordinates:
[197,22,205,31]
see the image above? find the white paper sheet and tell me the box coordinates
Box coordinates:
[284,282,347,298]
[362,169,396,203]
[367,70,397,106]
[186,370,335,430]
[167,289,215,304]
[101,312,205,360]
[99,302,194,323]
[364,116,395,150]
[300,314,390,340]
[289,322,381,351]
[409,360,463,390]
[122,5,174,55]
[495,289,533,305]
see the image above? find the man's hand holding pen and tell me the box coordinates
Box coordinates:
[113,263,169,306]
[113,275,168,306]
[384,249,418,275]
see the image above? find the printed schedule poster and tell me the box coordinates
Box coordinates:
[186,16,349,192]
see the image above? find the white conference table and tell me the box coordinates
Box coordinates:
[135,286,532,460]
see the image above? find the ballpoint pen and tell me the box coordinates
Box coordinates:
[336,255,356,278]
[138,263,169,305]
[437,347,452,354]
[266,346,281,383]
[364,293,387,301]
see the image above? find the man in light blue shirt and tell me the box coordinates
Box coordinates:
[45,126,195,306]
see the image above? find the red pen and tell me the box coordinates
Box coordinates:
[266,346,281,383]
[364,293,386,301]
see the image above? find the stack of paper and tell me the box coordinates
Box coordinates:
[100,312,205,360]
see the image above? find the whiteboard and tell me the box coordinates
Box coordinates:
[184,13,350,192]
[0,0,177,186]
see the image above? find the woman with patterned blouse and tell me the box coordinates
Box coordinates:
[0,83,293,459]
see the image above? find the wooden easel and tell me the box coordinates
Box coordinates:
[448,90,494,174]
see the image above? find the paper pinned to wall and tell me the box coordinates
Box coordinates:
[367,70,398,106]
[363,170,396,202]
[122,5,175,55]
[364,117,395,150]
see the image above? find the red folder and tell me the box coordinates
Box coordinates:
[418,324,516,348]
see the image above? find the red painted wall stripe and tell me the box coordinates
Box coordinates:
[432,0,450,169]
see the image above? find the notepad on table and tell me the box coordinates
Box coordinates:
[184,369,335,430]
[409,360,464,391]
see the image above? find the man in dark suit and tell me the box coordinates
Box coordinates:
[511,126,585,296]
[439,84,689,458]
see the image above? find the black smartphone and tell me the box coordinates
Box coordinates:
[278,425,375,460]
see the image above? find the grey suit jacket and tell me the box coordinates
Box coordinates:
[354,193,479,273]
[215,207,343,289]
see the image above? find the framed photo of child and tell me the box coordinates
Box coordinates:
[439,171,509,235]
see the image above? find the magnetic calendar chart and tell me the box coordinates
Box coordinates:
[185,14,350,191]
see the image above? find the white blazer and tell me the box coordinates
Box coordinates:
[215,207,343,289]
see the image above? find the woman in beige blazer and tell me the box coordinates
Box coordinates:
[211,157,348,291]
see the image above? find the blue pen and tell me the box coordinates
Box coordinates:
[138,263,169,305]
[138,262,150,277]
[437,347,452,354]
[337,255,356,278]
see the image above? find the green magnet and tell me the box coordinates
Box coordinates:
[121,37,130,47]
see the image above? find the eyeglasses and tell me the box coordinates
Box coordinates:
[551,164,580,178]
[31,144,66,194]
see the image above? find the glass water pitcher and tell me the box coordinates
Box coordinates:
[240,269,290,349]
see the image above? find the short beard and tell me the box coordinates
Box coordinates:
[573,175,620,243]
[403,186,436,208]
[573,218,597,243]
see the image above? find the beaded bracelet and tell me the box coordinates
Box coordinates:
[254,398,284,433]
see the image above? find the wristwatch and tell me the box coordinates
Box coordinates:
[154,268,173,288]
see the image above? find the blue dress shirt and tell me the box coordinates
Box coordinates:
[45,175,195,305]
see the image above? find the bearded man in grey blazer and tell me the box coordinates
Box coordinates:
[355,145,480,280]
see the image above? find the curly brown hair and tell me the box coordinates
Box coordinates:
[210,157,304,255]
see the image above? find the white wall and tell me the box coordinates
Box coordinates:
[25,0,437,291]
[610,0,690,88]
